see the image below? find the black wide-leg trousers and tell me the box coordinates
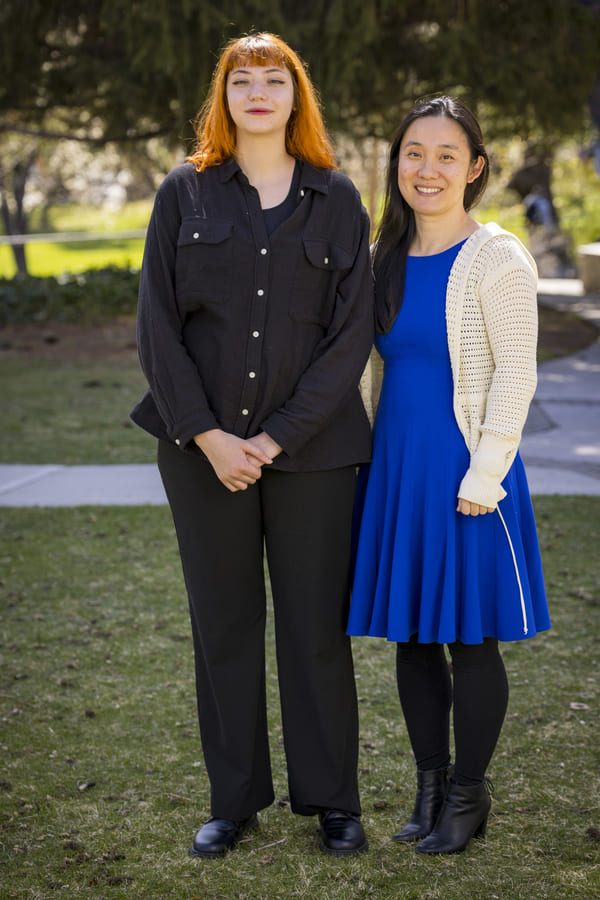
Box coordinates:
[157,440,361,821]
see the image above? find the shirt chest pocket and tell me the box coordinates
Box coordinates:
[175,218,234,308]
[291,238,354,326]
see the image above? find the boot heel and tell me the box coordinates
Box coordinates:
[474,814,488,839]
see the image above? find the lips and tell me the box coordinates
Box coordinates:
[247,108,272,115]
[415,186,442,194]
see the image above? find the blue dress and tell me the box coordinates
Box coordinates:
[347,242,550,645]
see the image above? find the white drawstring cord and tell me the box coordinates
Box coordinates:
[496,506,528,635]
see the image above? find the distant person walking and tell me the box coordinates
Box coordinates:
[131,33,373,859]
[523,186,556,230]
[348,96,551,855]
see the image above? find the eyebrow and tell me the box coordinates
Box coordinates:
[404,140,460,150]
[230,67,286,74]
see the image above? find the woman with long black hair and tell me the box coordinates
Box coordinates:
[348,96,550,855]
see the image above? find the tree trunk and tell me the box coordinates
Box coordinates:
[0,152,36,276]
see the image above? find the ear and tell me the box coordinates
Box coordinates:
[467,155,485,183]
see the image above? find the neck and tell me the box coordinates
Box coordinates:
[235,133,294,183]
[235,134,296,208]
[410,210,479,256]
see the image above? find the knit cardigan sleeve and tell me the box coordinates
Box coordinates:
[452,229,538,507]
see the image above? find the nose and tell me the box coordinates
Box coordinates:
[248,80,266,100]
[418,156,438,178]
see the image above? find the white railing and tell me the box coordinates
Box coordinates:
[0,229,146,245]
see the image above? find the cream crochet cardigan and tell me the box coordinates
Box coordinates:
[360,222,538,509]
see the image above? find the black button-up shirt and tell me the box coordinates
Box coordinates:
[131,158,374,471]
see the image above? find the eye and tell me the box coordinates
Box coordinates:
[231,78,249,86]
[268,78,286,84]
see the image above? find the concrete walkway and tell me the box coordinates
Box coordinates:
[519,277,600,496]
[1,277,599,506]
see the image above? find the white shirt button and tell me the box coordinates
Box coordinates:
[175,438,181,445]
[300,189,305,197]
[193,233,199,239]
[324,257,329,265]
[260,248,267,255]
[252,330,260,338]
[257,289,264,296]
[249,371,256,379]
[242,408,249,416]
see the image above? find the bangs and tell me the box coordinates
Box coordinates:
[226,37,288,72]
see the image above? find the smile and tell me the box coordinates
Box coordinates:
[416,186,442,194]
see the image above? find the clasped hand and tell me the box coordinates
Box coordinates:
[193,429,282,492]
[456,498,495,516]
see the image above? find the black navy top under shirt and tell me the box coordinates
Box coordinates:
[131,157,375,472]
[262,161,301,236]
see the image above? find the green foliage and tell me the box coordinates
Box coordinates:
[1,1,599,145]
[1,1,599,278]
[0,267,140,326]
[0,499,599,898]
[293,0,600,140]
[424,0,600,138]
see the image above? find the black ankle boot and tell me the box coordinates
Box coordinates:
[415,778,492,855]
[393,767,449,842]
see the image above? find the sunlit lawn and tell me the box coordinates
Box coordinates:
[0,498,599,899]
[0,200,151,278]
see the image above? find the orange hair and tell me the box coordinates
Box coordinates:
[187,32,337,171]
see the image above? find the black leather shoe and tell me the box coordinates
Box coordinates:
[190,814,258,859]
[318,810,368,856]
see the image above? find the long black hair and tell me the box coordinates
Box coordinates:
[374,96,490,333]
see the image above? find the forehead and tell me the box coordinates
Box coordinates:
[227,45,287,71]
[401,115,469,149]
[228,63,289,76]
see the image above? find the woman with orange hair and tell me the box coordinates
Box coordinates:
[132,33,373,859]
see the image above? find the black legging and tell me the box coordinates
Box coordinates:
[396,636,509,785]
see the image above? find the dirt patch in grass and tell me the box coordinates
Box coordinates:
[0,316,139,363]
[0,304,597,366]
[537,304,598,359]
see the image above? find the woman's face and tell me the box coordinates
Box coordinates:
[397,115,484,218]
[226,63,295,141]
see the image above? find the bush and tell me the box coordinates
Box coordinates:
[0,266,140,325]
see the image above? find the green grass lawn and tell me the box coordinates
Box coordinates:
[0,357,155,464]
[0,498,599,898]
[0,236,146,278]
[0,200,151,278]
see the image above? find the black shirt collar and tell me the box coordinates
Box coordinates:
[218,156,329,195]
